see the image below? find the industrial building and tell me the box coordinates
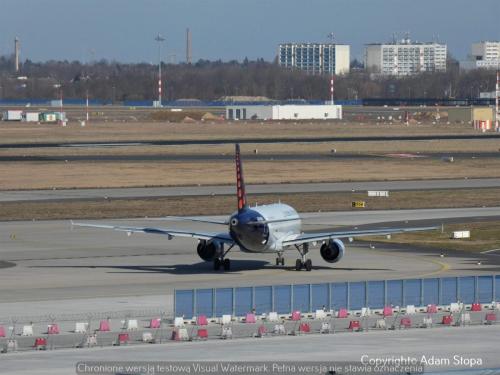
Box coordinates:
[447,107,494,123]
[278,43,350,75]
[226,104,342,120]
[460,41,500,70]
[365,38,447,76]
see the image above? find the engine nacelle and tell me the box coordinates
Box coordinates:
[320,239,345,263]
[197,240,223,262]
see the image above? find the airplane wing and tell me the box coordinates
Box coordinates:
[148,216,229,225]
[282,226,438,246]
[71,221,234,244]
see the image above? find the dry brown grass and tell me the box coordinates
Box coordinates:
[2,158,500,190]
[0,121,482,145]
[2,188,500,221]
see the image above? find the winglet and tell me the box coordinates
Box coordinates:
[235,144,247,212]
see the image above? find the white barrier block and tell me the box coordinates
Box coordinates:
[273,324,286,335]
[268,312,279,322]
[422,317,433,328]
[450,303,461,313]
[142,332,154,343]
[375,319,386,329]
[493,302,500,311]
[406,305,416,315]
[320,322,331,333]
[221,326,232,339]
[361,307,371,317]
[127,319,138,330]
[178,328,189,340]
[221,315,232,325]
[75,322,88,333]
[22,325,33,336]
[7,339,18,352]
[174,317,185,328]
[86,334,97,347]
[315,310,326,320]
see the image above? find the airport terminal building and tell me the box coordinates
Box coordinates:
[226,104,342,120]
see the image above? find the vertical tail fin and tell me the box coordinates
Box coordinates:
[235,144,247,212]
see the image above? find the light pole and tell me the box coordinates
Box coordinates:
[155,34,165,107]
[327,32,335,105]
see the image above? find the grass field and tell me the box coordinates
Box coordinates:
[1,157,500,190]
[0,121,485,145]
[362,220,500,253]
[2,188,500,221]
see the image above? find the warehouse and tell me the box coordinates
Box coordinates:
[226,104,342,121]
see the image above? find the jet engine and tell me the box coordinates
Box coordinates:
[320,239,345,263]
[197,240,223,261]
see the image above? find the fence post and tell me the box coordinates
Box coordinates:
[402,280,406,307]
[493,275,496,302]
[347,282,350,310]
[420,279,424,307]
[212,289,216,318]
[290,285,293,313]
[309,284,313,313]
[438,278,442,305]
[173,289,176,318]
[475,276,478,303]
[193,289,197,318]
[232,288,236,317]
[328,283,332,311]
[252,286,255,310]
[457,277,460,303]
[271,286,275,313]
[365,281,369,308]
[384,280,387,307]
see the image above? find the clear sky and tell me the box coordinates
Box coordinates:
[1,0,498,64]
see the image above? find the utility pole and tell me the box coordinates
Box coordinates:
[327,33,335,105]
[496,69,499,132]
[155,34,165,107]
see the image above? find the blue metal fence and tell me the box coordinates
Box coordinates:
[174,275,500,318]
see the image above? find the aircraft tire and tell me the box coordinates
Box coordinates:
[223,258,231,271]
[214,258,221,271]
[304,259,312,271]
[295,259,303,271]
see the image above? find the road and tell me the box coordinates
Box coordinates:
[2,326,500,374]
[2,178,500,202]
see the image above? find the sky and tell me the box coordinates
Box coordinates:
[0,0,499,64]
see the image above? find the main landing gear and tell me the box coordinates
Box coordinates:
[275,252,285,266]
[213,244,235,271]
[295,243,312,271]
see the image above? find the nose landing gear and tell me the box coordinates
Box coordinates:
[275,252,285,266]
[213,243,235,271]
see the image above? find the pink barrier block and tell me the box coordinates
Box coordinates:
[150,318,161,329]
[442,315,453,325]
[99,320,110,332]
[400,317,412,328]
[382,306,393,317]
[197,329,208,339]
[349,320,361,331]
[257,325,267,336]
[485,313,497,322]
[299,323,310,333]
[471,303,482,312]
[245,313,256,323]
[48,324,60,334]
[118,333,129,344]
[197,315,208,326]
[291,311,301,321]
[338,308,348,318]
[427,304,438,313]
[34,337,47,349]
[0,326,5,338]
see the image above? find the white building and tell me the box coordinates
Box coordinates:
[279,43,350,75]
[460,41,500,70]
[226,105,342,121]
[365,39,447,76]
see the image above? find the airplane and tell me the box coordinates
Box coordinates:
[72,144,437,272]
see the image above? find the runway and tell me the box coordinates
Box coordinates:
[1,133,499,149]
[2,178,500,202]
[1,151,499,163]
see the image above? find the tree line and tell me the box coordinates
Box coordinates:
[0,56,496,102]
